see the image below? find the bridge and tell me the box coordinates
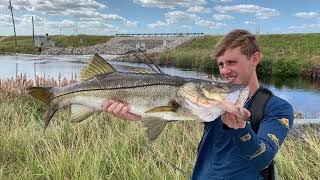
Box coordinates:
[115,32,205,37]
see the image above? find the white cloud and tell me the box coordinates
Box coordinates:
[0,14,12,26]
[195,20,226,29]
[78,21,116,29]
[133,0,205,9]
[20,14,46,26]
[244,20,256,25]
[148,21,168,28]
[187,6,211,13]
[0,0,133,35]
[181,25,192,30]
[294,12,320,19]
[60,10,126,22]
[45,20,121,35]
[165,11,201,24]
[77,21,120,34]
[63,10,105,19]
[125,20,138,28]
[209,0,232,2]
[214,5,280,19]
[0,0,137,32]
[149,10,226,30]
[289,23,320,30]
[0,0,106,13]
[78,14,136,29]
[212,14,234,21]
[46,20,77,28]
[102,14,126,21]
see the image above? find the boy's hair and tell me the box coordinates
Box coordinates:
[214,29,260,59]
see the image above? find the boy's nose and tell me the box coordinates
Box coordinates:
[220,67,231,75]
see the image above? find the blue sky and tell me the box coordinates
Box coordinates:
[0,0,319,36]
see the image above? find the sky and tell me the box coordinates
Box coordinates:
[0,0,319,36]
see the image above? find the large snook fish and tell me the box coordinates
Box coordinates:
[27,53,249,141]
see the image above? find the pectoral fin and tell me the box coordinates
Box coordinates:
[70,105,95,123]
[143,117,168,142]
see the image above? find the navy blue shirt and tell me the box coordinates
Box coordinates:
[191,91,294,180]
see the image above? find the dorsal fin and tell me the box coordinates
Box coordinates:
[80,53,117,81]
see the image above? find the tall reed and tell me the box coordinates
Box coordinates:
[0,74,77,96]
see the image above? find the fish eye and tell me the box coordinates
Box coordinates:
[200,83,206,89]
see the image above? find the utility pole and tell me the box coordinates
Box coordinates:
[256,24,260,35]
[32,16,35,47]
[8,0,17,47]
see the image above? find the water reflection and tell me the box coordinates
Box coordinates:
[261,77,320,91]
[0,54,320,118]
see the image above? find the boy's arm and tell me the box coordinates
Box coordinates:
[220,98,294,170]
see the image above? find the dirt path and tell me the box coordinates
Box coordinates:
[0,36,9,42]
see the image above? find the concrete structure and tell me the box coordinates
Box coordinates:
[34,34,55,48]
[115,32,204,37]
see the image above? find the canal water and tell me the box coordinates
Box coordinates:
[1,54,320,119]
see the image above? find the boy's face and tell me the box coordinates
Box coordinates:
[217,47,259,86]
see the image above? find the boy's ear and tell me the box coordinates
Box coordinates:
[251,51,260,66]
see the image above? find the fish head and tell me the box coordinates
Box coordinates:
[177,81,249,107]
[177,81,250,122]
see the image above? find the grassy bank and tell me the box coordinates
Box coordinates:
[0,94,319,179]
[157,33,320,78]
[0,35,113,54]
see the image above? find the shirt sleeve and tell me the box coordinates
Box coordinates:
[220,96,294,170]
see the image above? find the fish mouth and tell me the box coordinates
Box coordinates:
[179,88,216,106]
[235,86,250,106]
[179,86,249,107]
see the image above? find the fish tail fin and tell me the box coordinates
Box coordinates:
[27,87,58,130]
[44,103,60,130]
[27,87,53,106]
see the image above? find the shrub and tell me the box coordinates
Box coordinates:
[257,59,274,79]
[199,56,219,74]
[272,58,305,78]
[172,51,195,69]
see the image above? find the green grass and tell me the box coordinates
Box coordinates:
[276,127,320,179]
[0,35,113,54]
[157,33,320,77]
[258,33,320,62]
[0,36,34,54]
[0,95,200,179]
[52,35,113,47]
[1,94,319,179]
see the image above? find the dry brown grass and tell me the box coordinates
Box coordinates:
[310,51,320,70]
[0,74,78,97]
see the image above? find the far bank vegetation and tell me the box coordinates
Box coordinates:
[1,33,320,79]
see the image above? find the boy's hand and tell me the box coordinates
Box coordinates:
[221,105,251,129]
[102,100,141,121]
